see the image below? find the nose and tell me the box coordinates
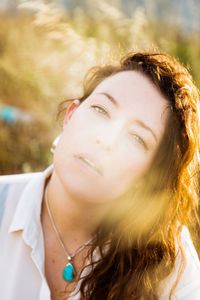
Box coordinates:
[95,128,120,152]
[96,138,112,152]
[94,120,124,151]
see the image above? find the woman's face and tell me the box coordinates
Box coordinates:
[54,71,170,204]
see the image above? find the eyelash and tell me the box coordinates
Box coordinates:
[90,104,148,150]
[129,133,148,150]
[91,104,109,117]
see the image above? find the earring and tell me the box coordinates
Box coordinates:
[50,134,62,154]
[50,100,80,154]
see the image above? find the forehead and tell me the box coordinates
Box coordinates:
[91,70,170,137]
[94,70,167,109]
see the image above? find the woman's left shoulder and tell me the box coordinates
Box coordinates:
[158,226,200,300]
[180,226,200,269]
[173,226,200,299]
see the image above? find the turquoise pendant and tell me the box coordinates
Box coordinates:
[63,262,75,282]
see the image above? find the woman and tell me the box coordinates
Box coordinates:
[0,51,200,300]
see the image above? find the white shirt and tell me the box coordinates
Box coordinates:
[0,165,200,300]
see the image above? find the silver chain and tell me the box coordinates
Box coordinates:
[44,183,94,260]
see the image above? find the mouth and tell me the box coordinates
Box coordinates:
[74,154,102,176]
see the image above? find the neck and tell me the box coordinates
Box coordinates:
[42,170,110,244]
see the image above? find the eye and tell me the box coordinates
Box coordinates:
[90,105,109,117]
[129,133,148,151]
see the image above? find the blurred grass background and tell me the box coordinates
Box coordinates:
[0,0,200,174]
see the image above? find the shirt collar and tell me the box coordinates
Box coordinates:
[8,164,53,240]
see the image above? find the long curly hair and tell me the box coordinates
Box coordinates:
[57,51,200,299]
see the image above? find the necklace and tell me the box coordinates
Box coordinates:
[44,183,94,282]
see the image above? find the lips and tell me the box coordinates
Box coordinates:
[74,153,102,175]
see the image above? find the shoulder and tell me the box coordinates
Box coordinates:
[0,171,41,185]
[0,171,42,210]
[0,171,40,227]
[174,226,200,299]
[180,226,200,271]
[159,226,200,300]
[0,166,52,229]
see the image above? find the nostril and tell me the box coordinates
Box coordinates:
[95,136,114,152]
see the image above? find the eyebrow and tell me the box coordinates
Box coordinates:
[134,119,157,142]
[97,92,119,107]
[96,92,158,142]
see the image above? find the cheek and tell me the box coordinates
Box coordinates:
[107,152,154,199]
[118,144,152,177]
[102,141,152,199]
[55,114,86,156]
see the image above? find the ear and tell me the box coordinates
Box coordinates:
[63,99,81,128]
